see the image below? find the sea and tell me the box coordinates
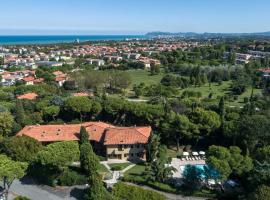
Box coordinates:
[0,35,147,45]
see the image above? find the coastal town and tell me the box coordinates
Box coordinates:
[1,40,270,88]
[1,1,270,200]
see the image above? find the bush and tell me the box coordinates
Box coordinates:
[58,169,87,186]
[98,155,107,161]
[14,196,31,200]
[112,182,166,200]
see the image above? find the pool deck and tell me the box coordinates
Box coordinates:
[170,158,206,178]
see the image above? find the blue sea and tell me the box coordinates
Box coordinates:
[0,35,147,45]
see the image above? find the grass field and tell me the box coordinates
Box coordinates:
[126,69,164,87]
[124,69,262,107]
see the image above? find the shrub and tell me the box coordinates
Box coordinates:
[112,182,166,200]
[14,196,31,200]
[98,155,107,161]
[58,169,87,186]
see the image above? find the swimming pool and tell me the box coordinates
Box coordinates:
[180,164,219,179]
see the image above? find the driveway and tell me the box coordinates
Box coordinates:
[8,179,86,200]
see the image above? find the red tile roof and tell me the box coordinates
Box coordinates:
[73,92,91,97]
[17,122,151,145]
[34,78,44,84]
[17,93,38,100]
[103,127,151,145]
[258,68,270,73]
[22,76,35,82]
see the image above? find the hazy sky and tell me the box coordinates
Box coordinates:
[0,0,269,35]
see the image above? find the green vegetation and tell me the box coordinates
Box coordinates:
[126,70,164,86]
[0,154,28,199]
[112,182,166,200]
[1,38,270,199]
[108,163,131,171]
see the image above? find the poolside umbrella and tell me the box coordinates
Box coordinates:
[192,152,199,156]
[183,152,189,156]
[199,151,205,155]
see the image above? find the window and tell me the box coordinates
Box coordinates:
[130,153,134,157]
[124,145,128,148]
[136,144,140,148]
[124,154,128,157]
[118,145,123,151]
[130,145,134,148]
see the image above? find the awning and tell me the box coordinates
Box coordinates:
[192,152,199,156]
[183,152,189,156]
[199,151,205,155]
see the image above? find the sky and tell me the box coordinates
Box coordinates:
[0,0,269,35]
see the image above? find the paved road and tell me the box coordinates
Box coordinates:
[8,179,86,200]
[125,182,212,200]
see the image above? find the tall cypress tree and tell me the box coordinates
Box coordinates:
[218,96,225,131]
[15,100,26,126]
[79,126,100,176]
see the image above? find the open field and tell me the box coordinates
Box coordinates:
[126,69,164,87]
[125,70,262,107]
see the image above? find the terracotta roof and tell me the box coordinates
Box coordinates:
[17,92,38,100]
[53,71,64,76]
[23,76,35,82]
[17,122,151,145]
[34,78,44,84]
[103,126,151,145]
[17,124,81,142]
[258,68,270,73]
[55,76,66,82]
[73,92,90,97]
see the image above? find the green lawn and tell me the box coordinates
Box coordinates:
[126,70,164,87]
[123,70,262,107]
[124,163,146,176]
[108,162,131,171]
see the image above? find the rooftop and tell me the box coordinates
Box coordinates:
[17,122,151,145]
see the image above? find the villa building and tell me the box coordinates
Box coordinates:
[17,121,151,161]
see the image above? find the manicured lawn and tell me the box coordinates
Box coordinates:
[126,69,164,87]
[124,163,146,176]
[108,162,131,171]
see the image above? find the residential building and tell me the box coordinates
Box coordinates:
[17,92,38,100]
[87,59,105,66]
[17,122,151,161]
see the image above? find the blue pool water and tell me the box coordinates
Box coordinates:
[181,164,219,179]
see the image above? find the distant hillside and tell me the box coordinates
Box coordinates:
[146,31,270,38]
